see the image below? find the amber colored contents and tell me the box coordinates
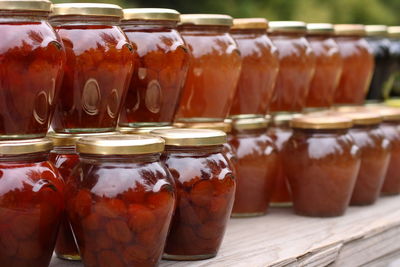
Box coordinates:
[0,12,65,139]
[228,129,278,216]
[51,16,134,132]
[0,153,64,266]
[268,123,293,205]
[118,20,189,127]
[175,25,242,121]
[380,121,400,195]
[334,36,374,104]
[269,33,315,112]
[284,129,361,217]
[348,125,391,205]
[229,29,279,115]
[66,154,175,267]
[163,146,235,259]
[306,35,342,108]
[49,149,80,260]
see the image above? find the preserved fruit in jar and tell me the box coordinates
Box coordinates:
[66,135,175,266]
[229,18,279,116]
[119,8,189,127]
[50,4,134,133]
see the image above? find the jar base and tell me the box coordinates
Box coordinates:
[54,128,115,133]
[270,202,293,208]
[381,191,400,196]
[119,122,171,128]
[163,253,216,261]
[0,133,46,140]
[56,253,81,261]
[175,117,224,123]
[231,211,266,218]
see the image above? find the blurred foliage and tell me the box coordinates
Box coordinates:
[52,0,400,25]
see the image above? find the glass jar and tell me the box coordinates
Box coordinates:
[66,135,175,266]
[118,9,189,127]
[284,115,361,217]
[365,25,391,101]
[119,125,174,135]
[268,21,315,112]
[0,0,65,139]
[175,14,242,122]
[268,113,295,206]
[228,117,278,217]
[50,4,134,133]
[0,139,64,266]
[387,27,400,99]
[333,24,374,105]
[305,24,342,109]
[229,18,279,117]
[152,129,235,260]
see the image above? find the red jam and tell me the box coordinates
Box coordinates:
[0,7,65,139]
[66,135,175,267]
[229,19,279,116]
[0,139,64,267]
[175,15,242,122]
[118,9,189,127]
[50,5,134,133]
[268,21,315,112]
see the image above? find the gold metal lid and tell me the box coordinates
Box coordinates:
[51,3,123,17]
[0,0,51,11]
[118,126,174,134]
[291,115,353,130]
[334,24,366,36]
[366,107,400,121]
[337,111,382,125]
[232,117,268,130]
[268,21,307,34]
[47,132,117,147]
[365,25,388,36]
[173,122,232,133]
[270,112,302,126]
[180,14,233,26]
[388,26,400,38]
[307,23,334,35]
[123,8,180,21]
[0,139,52,155]
[76,134,165,155]
[151,128,226,146]
[231,18,268,30]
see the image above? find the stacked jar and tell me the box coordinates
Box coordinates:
[386,27,400,100]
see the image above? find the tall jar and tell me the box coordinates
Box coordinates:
[387,27,400,99]
[305,23,342,109]
[118,8,189,128]
[333,24,374,105]
[0,0,65,139]
[228,117,278,217]
[50,4,134,133]
[365,25,391,101]
[152,129,236,260]
[268,21,315,112]
[229,18,279,117]
[0,139,64,266]
[175,14,242,122]
[66,135,176,266]
[284,115,361,217]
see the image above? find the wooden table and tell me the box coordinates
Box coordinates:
[50,195,400,267]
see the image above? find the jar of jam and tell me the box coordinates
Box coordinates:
[151,129,235,260]
[228,117,278,216]
[229,18,279,117]
[175,14,242,122]
[0,139,64,266]
[66,135,176,266]
[50,4,134,133]
[365,25,391,101]
[268,113,295,206]
[119,125,174,134]
[268,21,315,112]
[284,115,361,217]
[387,27,400,99]
[333,24,374,105]
[118,8,189,128]
[305,23,342,109]
[0,0,65,139]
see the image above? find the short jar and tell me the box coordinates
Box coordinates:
[152,129,236,260]
[0,139,64,266]
[50,4,134,133]
[284,115,361,217]
[66,135,176,266]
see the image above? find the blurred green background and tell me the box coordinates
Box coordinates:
[52,0,400,25]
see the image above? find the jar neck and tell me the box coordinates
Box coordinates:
[0,152,49,163]
[0,10,49,21]
[50,15,120,26]
[230,28,267,36]
[52,146,77,155]
[295,128,349,135]
[232,128,268,135]
[269,32,305,38]
[351,124,379,131]
[79,153,161,163]
[382,120,400,127]
[121,19,177,29]
[178,24,230,34]
[164,145,223,155]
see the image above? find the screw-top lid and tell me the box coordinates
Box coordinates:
[365,25,388,37]
[0,139,53,155]
[123,8,180,21]
[173,121,232,133]
[151,128,226,146]
[231,18,268,30]
[118,126,174,135]
[231,117,269,130]
[47,132,117,147]
[334,24,366,36]
[388,26,400,38]
[0,0,51,11]
[337,111,382,125]
[51,3,123,18]
[76,134,165,155]
[269,21,307,34]
[180,14,233,26]
[291,115,353,130]
[307,23,334,35]
[366,106,400,122]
